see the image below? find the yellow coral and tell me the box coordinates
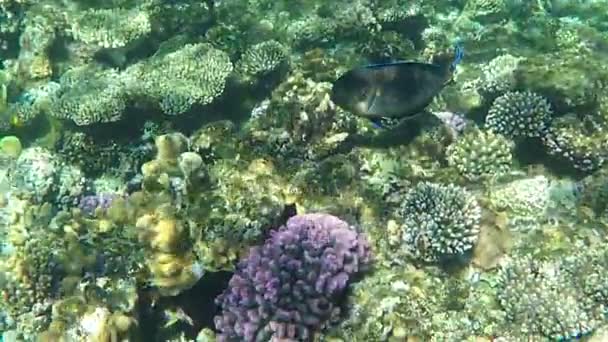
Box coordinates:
[155,132,189,161]
[136,207,201,296]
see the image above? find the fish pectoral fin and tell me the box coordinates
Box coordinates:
[368,116,403,129]
[368,117,385,129]
[366,87,379,111]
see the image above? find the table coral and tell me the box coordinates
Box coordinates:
[126,43,233,115]
[49,66,131,126]
[69,7,151,50]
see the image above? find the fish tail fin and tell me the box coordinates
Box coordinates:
[450,40,465,71]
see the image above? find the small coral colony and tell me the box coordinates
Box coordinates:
[0,0,608,341]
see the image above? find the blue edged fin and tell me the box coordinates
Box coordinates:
[368,117,404,129]
[364,61,417,69]
[450,41,465,71]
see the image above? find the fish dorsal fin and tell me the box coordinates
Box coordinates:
[364,61,442,70]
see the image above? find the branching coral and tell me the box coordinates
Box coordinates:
[214,213,372,342]
[237,40,289,84]
[474,54,524,98]
[485,91,552,139]
[446,128,513,181]
[542,114,607,173]
[497,256,603,340]
[397,181,481,262]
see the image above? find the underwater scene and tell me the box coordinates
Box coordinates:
[1,0,608,341]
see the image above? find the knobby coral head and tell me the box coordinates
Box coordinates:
[214,213,372,342]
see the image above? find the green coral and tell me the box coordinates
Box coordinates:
[398,181,481,262]
[50,65,131,125]
[127,43,233,115]
[485,91,552,139]
[446,128,513,181]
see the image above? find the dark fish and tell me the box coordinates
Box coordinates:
[331,44,464,122]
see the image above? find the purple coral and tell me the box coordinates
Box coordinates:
[214,213,372,342]
[78,193,120,217]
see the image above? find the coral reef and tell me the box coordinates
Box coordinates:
[2,0,608,340]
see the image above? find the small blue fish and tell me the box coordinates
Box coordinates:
[331,43,464,125]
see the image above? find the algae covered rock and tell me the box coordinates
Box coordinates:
[514,50,608,111]
[200,158,288,247]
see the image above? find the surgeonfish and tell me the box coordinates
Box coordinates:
[331,43,464,124]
